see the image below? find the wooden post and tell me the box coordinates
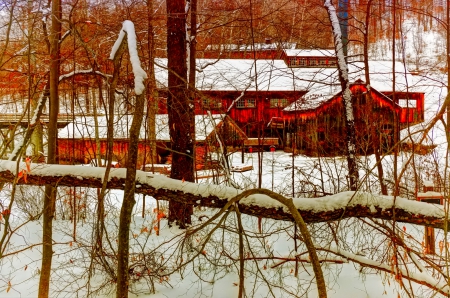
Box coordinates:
[425,226,435,254]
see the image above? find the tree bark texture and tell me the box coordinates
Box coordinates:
[147,0,158,167]
[116,90,146,298]
[324,0,359,191]
[38,0,61,295]
[167,0,195,228]
[363,0,387,196]
[0,167,448,230]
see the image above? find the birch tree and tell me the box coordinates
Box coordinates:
[324,0,359,191]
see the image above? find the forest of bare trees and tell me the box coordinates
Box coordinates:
[1,0,450,297]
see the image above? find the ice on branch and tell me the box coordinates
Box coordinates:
[110,20,148,95]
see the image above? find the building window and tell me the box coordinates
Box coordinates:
[319,59,327,66]
[317,131,325,142]
[236,98,256,108]
[309,59,318,66]
[202,98,222,109]
[299,58,307,66]
[289,57,297,66]
[398,99,417,108]
[327,59,337,67]
[78,85,89,94]
[270,98,289,108]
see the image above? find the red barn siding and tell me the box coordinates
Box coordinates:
[283,83,407,156]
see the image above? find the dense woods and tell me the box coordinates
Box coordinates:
[1,0,450,297]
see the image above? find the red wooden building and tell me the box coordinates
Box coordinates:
[195,90,305,145]
[283,80,425,156]
[200,41,289,60]
[57,114,246,169]
[280,49,338,68]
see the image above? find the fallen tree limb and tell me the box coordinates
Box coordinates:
[0,160,447,229]
[319,246,450,296]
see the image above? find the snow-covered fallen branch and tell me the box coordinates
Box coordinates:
[0,160,447,228]
[321,246,450,296]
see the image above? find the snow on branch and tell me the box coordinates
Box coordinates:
[7,81,50,161]
[110,20,147,95]
[322,246,450,296]
[59,69,111,82]
[0,160,447,229]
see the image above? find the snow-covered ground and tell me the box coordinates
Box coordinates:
[0,150,448,298]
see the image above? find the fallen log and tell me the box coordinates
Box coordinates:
[0,160,447,229]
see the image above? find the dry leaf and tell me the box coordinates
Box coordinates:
[25,157,31,172]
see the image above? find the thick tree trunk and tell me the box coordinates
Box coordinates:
[38,0,61,296]
[167,0,195,228]
[147,0,158,167]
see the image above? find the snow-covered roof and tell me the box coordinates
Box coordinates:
[58,114,225,141]
[348,60,416,92]
[204,42,296,52]
[283,60,418,112]
[283,84,337,112]
[400,121,436,146]
[284,49,336,57]
[155,59,417,95]
[156,58,338,92]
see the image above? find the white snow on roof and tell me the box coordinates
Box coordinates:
[400,120,437,146]
[155,58,339,92]
[58,114,225,141]
[284,48,336,57]
[205,42,296,52]
[348,60,416,92]
[156,59,416,105]
[283,84,337,111]
[283,60,417,112]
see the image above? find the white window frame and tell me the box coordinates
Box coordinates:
[398,99,417,108]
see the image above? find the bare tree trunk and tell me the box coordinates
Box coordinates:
[167,0,195,228]
[116,91,146,298]
[38,0,61,295]
[147,0,158,168]
[111,21,148,298]
[324,0,359,191]
[363,0,387,195]
[28,0,44,163]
